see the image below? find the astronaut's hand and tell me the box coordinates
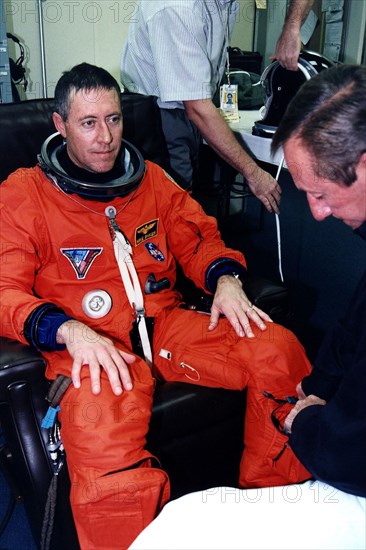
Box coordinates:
[56,320,135,395]
[209,275,272,338]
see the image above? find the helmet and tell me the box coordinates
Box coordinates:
[38,133,145,200]
[253,50,334,138]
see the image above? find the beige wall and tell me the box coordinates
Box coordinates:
[4,0,255,100]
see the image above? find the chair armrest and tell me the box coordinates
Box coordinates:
[0,336,79,548]
[0,337,52,510]
[0,337,48,406]
[243,272,289,321]
[0,336,44,370]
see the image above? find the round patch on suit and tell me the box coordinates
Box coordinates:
[144,242,165,262]
[82,289,112,318]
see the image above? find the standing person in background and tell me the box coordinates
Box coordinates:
[271,0,315,70]
[121,0,281,213]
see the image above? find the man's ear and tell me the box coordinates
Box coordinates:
[359,151,366,166]
[52,112,66,138]
[354,151,366,190]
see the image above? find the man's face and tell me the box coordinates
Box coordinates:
[53,87,123,173]
[284,137,366,230]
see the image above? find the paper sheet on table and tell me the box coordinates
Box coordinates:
[301,10,318,45]
[255,0,267,9]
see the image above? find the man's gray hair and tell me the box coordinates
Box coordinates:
[272,65,366,186]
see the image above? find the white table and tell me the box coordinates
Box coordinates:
[229,110,285,168]
[129,481,366,550]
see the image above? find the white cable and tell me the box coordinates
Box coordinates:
[275,155,285,283]
[260,57,316,284]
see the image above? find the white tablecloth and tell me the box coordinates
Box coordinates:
[229,110,285,167]
[129,481,366,550]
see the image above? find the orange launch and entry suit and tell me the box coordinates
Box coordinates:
[0,158,311,549]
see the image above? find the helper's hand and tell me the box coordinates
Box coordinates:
[209,275,273,338]
[245,167,281,214]
[270,26,301,71]
[57,319,135,395]
[296,381,307,400]
[284,394,326,434]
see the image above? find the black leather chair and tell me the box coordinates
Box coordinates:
[0,93,288,549]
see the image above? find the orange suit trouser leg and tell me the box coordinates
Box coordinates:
[58,355,170,550]
[153,308,312,488]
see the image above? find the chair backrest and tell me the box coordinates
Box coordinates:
[0,92,170,183]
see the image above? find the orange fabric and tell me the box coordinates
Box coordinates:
[240,397,311,487]
[58,356,170,550]
[1,161,311,546]
[153,308,312,488]
[0,163,245,348]
[57,308,311,548]
[0,162,246,548]
[71,464,170,550]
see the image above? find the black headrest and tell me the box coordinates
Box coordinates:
[0,93,170,183]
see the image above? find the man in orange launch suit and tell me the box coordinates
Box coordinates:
[0,64,311,549]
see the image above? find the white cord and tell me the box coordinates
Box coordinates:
[275,155,285,283]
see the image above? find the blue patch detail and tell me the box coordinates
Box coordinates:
[144,242,165,262]
[61,248,103,279]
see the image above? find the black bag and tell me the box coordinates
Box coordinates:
[213,69,265,110]
[227,47,263,75]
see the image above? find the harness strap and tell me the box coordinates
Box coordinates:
[105,205,153,368]
[46,374,72,408]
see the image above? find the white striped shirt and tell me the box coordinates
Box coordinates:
[121,0,238,109]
